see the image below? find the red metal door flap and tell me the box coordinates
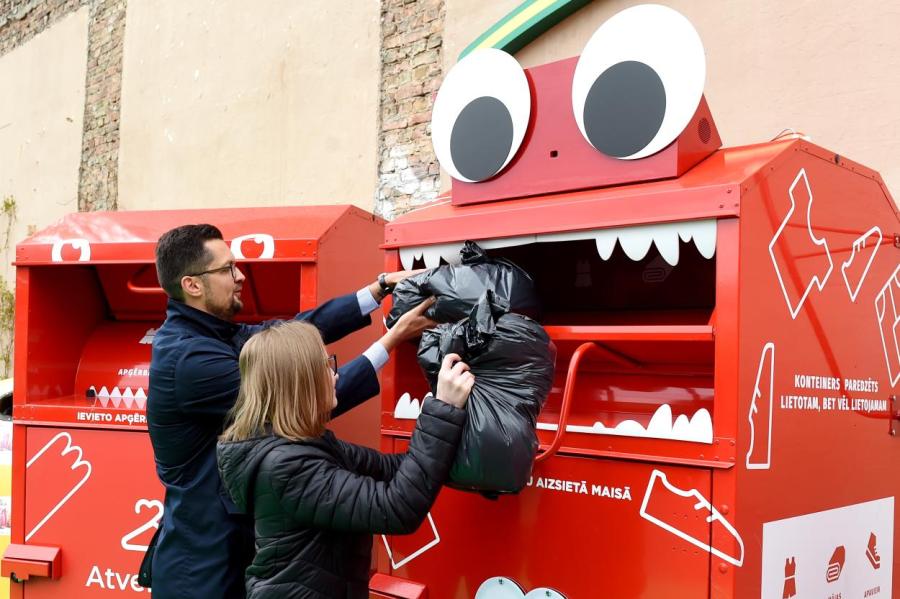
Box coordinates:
[369,572,428,598]
[1,544,62,581]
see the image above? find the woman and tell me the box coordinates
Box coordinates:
[217,321,472,598]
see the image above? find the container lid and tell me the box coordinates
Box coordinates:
[16,205,381,265]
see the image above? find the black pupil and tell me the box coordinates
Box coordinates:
[450,96,513,181]
[583,60,666,158]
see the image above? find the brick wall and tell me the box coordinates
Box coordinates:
[0,0,126,212]
[375,0,445,220]
[78,0,125,211]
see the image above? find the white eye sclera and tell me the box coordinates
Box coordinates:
[431,48,531,183]
[572,4,706,160]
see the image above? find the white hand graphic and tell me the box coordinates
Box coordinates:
[26,432,92,541]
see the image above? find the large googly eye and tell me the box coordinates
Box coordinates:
[431,49,531,183]
[572,4,705,160]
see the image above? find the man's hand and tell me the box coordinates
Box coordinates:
[368,269,429,301]
[379,297,437,352]
[435,353,474,409]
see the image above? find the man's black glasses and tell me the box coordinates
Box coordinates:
[187,262,239,280]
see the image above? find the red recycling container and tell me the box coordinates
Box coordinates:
[370,52,899,599]
[2,205,384,596]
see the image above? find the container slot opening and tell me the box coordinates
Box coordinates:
[484,236,715,325]
[488,234,716,445]
[22,261,308,405]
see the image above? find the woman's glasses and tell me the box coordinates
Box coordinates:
[326,354,338,374]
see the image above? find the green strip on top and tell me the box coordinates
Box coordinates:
[459,0,592,59]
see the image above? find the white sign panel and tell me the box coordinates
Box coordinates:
[761,497,893,598]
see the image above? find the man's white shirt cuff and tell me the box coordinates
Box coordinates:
[357,287,380,316]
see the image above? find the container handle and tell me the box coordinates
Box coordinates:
[127,265,165,295]
[534,342,600,463]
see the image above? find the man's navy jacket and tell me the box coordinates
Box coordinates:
[148,294,379,599]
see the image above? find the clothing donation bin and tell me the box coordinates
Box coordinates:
[1,205,384,597]
[369,6,900,598]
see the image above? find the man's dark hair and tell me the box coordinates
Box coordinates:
[155,224,224,300]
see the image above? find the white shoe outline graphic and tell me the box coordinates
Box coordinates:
[640,469,744,567]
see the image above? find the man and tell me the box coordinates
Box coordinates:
[147,224,432,599]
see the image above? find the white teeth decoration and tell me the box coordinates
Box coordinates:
[398,247,421,271]
[393,392,432,420]
[397,219,716,270]
[400,243,466,270]
[90,386,148,411]
[394,393,419,419]
[648,223,681,266]
[594,229,618,260]
[678,219,717,259]
[618,224,657,262]
[111,387,122,409]
[476,235,537,250]
[122,387,134,409]
[537,404,713,444]
[135,388,147,410]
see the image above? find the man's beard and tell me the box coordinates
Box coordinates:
[205,295,243,320]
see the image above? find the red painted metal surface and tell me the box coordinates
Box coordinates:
[0,545,61,581]
[376,139,900,597]
[369,573,429,598]
[449,56,721,206]
[6,206,386,597]
[382,141,794,251]
[13,205,374,265]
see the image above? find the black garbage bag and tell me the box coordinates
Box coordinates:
[387,241,540,328]
[418,291,556,494]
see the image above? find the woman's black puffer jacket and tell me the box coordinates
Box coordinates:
[217,398,466,599]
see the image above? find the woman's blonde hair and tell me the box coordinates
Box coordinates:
[221,321,334,442]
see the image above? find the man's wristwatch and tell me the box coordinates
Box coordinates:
[377,272,394,296]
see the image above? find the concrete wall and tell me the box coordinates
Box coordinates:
[117,0,381,211]
[442,0,900,197]
[0,7,90,375]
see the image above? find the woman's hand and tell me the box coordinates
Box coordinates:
[435,353,474,409]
